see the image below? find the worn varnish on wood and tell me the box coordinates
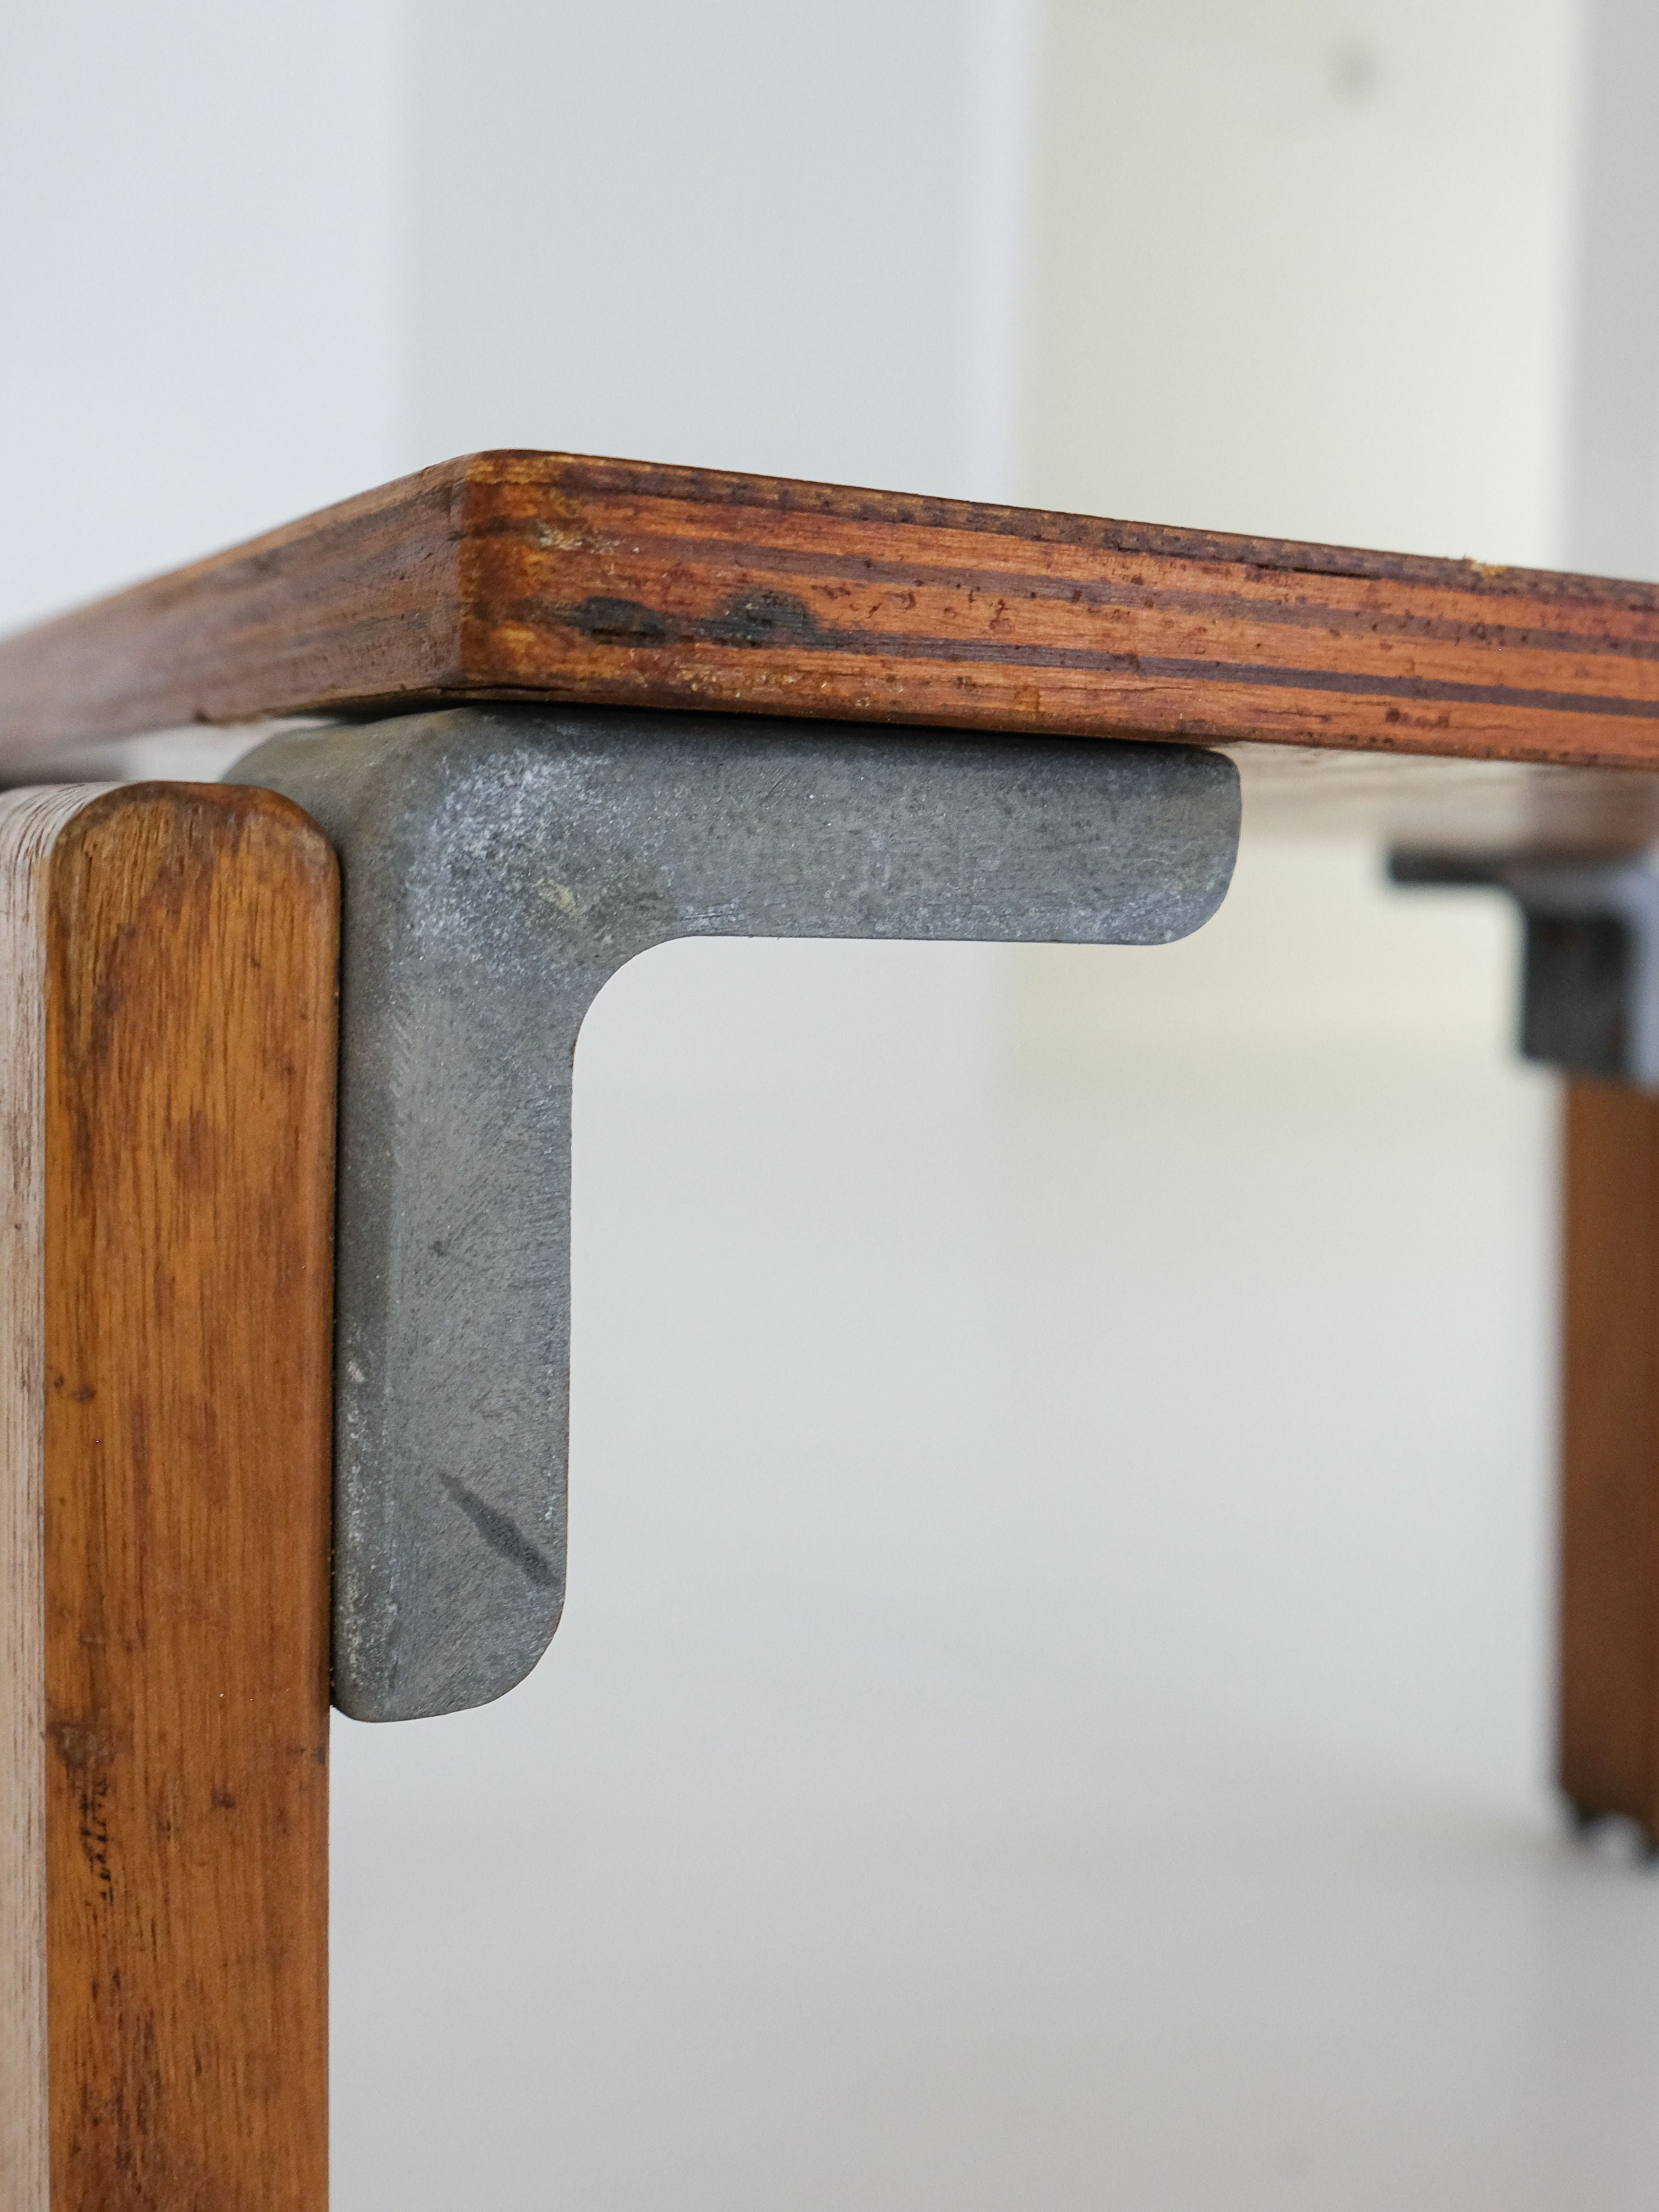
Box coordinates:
[0,785,336,2210]
[7,451,1659,783]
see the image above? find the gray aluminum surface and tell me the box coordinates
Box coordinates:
[233,706,1240,1720]
[1392,846,1659,1088]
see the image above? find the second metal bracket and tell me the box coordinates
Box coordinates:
[1391,847,1659,1089]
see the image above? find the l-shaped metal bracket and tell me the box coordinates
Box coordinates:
[1390,847,1659,1088]
[233,706,1239,1721]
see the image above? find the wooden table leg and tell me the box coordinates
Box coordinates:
[1,786,337,2209]
[1561,1077,1659,1841]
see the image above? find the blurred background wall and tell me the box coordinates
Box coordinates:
[8,3,1659,2206]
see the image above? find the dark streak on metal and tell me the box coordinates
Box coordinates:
[438,1474,557,1590]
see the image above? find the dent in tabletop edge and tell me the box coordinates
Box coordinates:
[233,705,1239,1721]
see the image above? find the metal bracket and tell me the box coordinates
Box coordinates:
[1390,848,1659,1088]
[232,706,1239,1721]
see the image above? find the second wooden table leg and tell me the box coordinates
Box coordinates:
[1561,1077,1659,1840]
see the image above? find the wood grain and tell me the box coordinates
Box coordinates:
[0,785,336,2209]
[0,789,115,2212]
[1560,1078,1659,1839]
[7,451,1659,781]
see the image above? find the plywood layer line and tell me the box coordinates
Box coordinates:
[5,452,1659,797]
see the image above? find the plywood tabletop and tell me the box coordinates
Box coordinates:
[3,450,1659,846]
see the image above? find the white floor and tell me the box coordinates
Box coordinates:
[330,841,1659,2210]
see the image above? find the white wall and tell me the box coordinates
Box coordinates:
[0,2,407,630]
[406,0,1010,498]
[12,4,1659,2206]
[1567,0,1659,573]
[1026,0,1582,560]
